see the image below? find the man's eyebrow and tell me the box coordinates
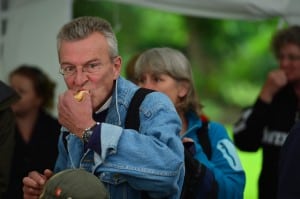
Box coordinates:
[85,59,101,63]
[60,61,74,66]
[60,59,100,66]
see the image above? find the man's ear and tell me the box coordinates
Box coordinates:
[178,81,189,98]
[113,56,122,80]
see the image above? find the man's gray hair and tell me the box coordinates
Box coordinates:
[57,16,118,58]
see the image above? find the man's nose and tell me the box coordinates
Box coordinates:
[74,69,88,86]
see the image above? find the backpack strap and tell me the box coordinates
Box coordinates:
[125,88,154,130]
[125,87,155,199]
[197,115,211,160]
[181,115,217,199]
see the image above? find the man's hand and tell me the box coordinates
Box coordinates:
[23,169,53,199]
[58,90,95,138]
[259,69,288,103]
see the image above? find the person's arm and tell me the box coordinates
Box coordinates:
[233,69,288,152]
[94,92,184,198]
[55,90,184,198]
[203,122,245,199]
[277,122,300,199]
[259,69,288,104]
[233,99,271,151]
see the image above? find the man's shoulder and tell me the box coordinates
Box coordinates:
[116,77,174,108]
[142,91,175,109]
[206,121,231,142]
[115,77,140,104]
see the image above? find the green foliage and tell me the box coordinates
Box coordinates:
[73,0,280,122]
[136,10,188,47]
[220,82,260,107]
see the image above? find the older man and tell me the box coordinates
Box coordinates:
[22,16,184,199]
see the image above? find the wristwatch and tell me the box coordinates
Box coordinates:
[82,122,100,143]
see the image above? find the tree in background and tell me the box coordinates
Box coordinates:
[73,0,280,123]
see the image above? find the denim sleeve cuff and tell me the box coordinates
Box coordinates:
[100,123,122,159]
[86,123,102,154]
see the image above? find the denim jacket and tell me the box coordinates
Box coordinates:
[183,111,245,199]
[54,77,185,199]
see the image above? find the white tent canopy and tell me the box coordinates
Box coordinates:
[108,0,300,24]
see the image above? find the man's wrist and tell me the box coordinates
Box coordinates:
[82,122,100,142]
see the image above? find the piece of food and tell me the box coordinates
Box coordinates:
[74,90,88,101]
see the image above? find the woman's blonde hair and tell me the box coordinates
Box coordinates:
[135,47,203,115]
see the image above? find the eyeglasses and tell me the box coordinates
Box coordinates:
[277,54,300,62]
[59,63,103,76]
[59,57,118,76]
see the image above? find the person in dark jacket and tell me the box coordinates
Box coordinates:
[233,25,300,199]
[0,81,20,198]
[3,65,60,199]
[277,121,300,199]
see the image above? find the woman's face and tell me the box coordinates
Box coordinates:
[10,74,42,116]
[138,72,188,105]
[278,43,300,83]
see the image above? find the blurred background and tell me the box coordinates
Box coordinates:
[1,0,300,198]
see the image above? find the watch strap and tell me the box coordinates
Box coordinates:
[82,122,100,142]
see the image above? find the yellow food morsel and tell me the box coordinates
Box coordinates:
[74,90,88,101]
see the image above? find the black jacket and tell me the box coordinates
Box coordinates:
[233,85,298,199]
[4,110,60,199]
[278,121,300,199]
[0,81,19,198]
